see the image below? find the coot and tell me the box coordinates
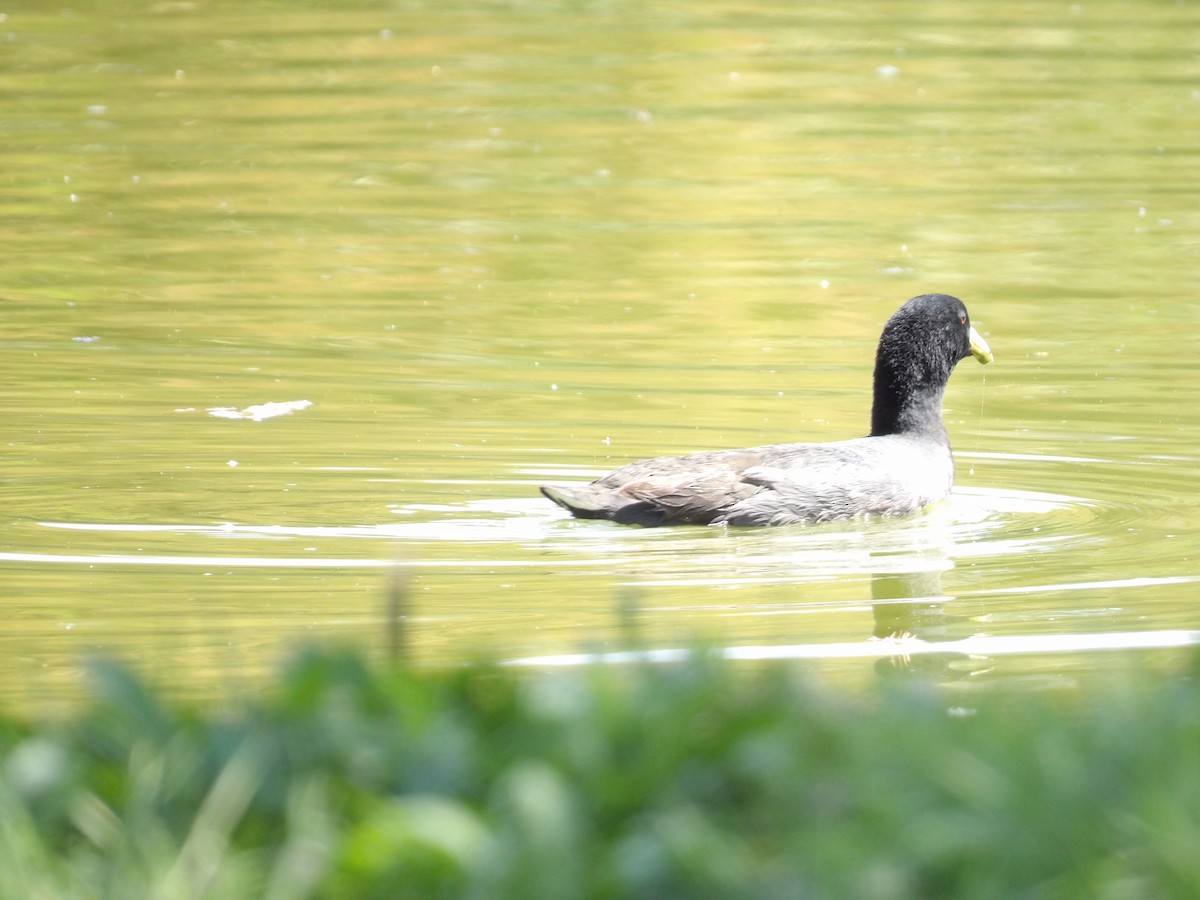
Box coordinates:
[540,293,992,527]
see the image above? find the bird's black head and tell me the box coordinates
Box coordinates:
[870,293,991,437]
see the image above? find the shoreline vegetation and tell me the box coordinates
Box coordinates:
[2,649,1199,898]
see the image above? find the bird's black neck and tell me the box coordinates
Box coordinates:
[869,366,950,440]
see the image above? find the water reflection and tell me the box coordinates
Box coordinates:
[13,474,1198,687]
[870,569,949,641]
[869,567,990,680]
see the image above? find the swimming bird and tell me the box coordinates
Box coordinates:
[540,293,992,527]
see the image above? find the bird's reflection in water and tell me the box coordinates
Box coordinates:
[869,567,991,680]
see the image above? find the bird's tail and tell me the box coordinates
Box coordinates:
[540,485,609,518]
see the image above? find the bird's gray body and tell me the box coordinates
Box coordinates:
[540,293,991,528]
[542,433,953,527]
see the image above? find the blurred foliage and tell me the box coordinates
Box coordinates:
[2,651,1200,898]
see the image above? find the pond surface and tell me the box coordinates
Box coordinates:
[4,0,1200,711]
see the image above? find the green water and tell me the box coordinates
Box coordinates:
[3,0,1200,709]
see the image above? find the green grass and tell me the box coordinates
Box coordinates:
[2,650,1200,899]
